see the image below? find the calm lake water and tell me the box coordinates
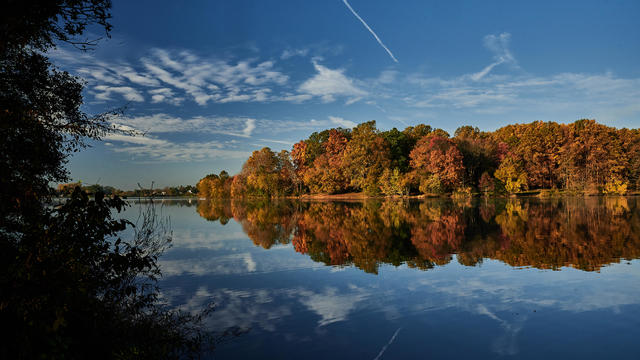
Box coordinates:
[125,197,640,359]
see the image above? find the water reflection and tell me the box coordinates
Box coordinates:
[197,197,640,273]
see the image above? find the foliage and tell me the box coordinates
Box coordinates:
[0,0,113,53]
[494,155,528,194]
[201,119,640,198]
[1,1,212,357]
[410,135,464,192]
[382,128,412,172]
[603,177,628,195]
[452,186,473,199]
[379,168,406,196]
[340,121,391,191]
[302,130,349,194]
[197,171,232,199]
[419,175,444,194]
[2,189,210,358]
[478,172,496,196]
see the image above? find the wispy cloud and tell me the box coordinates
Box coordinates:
[107,137,250,162]
[258,138,294,146]
[298,60,367,103]
[148,88,184,105]
[404,70,640,125]
[55,48,291,106]
[110,113,364,145]
[342,0,398,63]
[92,85,144,102]
[281,48,310,60]
[141,49,289,105]
[471,33,518,81]
[111,113,260,138]
[329,116,357,128]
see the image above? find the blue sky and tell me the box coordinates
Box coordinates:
[55,0,640,188]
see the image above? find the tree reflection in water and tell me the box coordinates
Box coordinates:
[197,197,640,273]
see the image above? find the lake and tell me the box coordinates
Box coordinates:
[124,197,640,359]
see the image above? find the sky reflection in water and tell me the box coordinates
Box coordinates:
[127,197,640,359]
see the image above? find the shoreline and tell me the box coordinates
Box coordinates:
[196,190,640,201]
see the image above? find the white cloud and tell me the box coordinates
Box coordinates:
[298,61,367,103]
[104,133,167,146]
[377,70,398,84]
[413,87,514,108]
[107,136,250,162]
[140,52,290,105]
[329,116,357,128]
[471,32,518,81]
[281,48,310,60]
[112,113,260,138]
[78,67,122,85]
[92,85,144,102]
[118,66,161,87]
[405,68,640,121]
[61,47,292,106]
[484,33,517,65]
[281,93,313,103]
[242,118,256,137]
[258,138,294,146]
[148,88,184,105]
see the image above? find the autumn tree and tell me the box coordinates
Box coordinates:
[238,147,281,197]
[454,126,499,189]
[379,168,407,196]
[302,129,350,193]
[341,121,391,194]
[409,135,464,193]
[479,172,496,196]
[206,120,640,197]
[277,150,297,195]
[558,120,628,192]
[197,170,232,198]
[402,124,432,145]
[621,128,640,190]
[494,154,528,193]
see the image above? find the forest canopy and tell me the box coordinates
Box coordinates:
[199,119,640,198]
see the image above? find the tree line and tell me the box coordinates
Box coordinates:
[199,119,640,198]
[56,182,197,197]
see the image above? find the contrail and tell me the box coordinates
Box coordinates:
[471,33,517,80]
[471,60,504,81]
[373,327,402,360]
[342,0,398,63]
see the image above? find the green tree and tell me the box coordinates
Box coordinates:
[382,128,412,172]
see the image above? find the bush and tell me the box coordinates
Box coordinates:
[603,178,628,195]
[419,175,443,195]
[1,188,211,358]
